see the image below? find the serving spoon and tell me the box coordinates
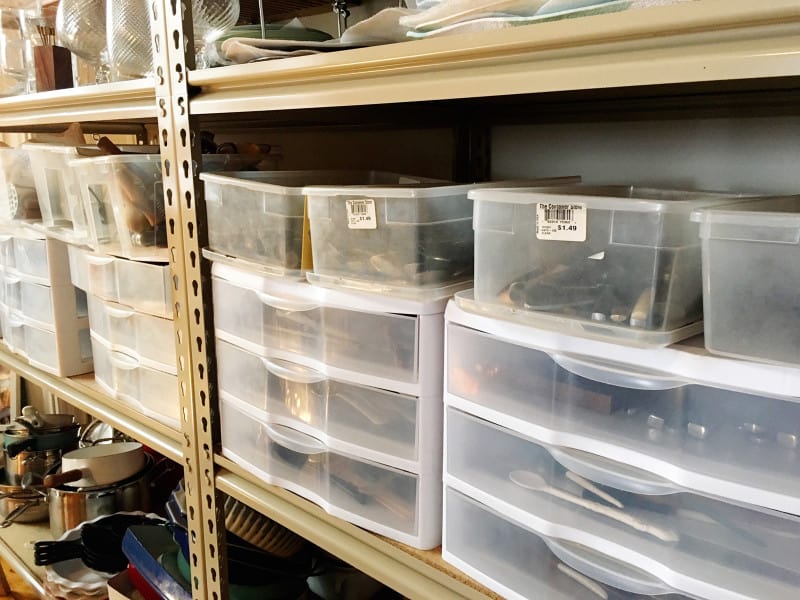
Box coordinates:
[509,470,679,543]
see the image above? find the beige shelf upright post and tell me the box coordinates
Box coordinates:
[149,1,227,598]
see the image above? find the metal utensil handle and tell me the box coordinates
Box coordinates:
[0,501,35,528]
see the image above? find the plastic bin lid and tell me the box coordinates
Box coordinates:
[691,195,800,227]
[200,170,449,197]
[469,184,744,213]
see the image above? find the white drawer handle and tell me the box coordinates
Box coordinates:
[254,290,319,313]
[85,254,115,266]
[545,445,681,496]
[544,537,674,596]
[7,313,24,328]
[550,352,685,391]
[263,423,326,455]
[262,357,326,385]
[108,350,140,370]
[3,275,20,285]
[105,305,136,319]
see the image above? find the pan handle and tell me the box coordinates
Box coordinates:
[5,437,34,459]
[0,501,36,528]
[43,469,84,489]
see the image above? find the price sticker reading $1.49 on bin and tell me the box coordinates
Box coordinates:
[535,202,586,241]
[346,198,377,229]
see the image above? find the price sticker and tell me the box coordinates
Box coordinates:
[535,202,587,241]
[346,198,377,229]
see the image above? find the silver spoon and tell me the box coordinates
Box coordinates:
[509,470,679,543]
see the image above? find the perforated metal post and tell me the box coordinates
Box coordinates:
[150,1,227,599]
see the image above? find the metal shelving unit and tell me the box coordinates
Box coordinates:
[0,0,797,598]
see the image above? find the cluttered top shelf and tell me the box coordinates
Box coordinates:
[187,0,800,115]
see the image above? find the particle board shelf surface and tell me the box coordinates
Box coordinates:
[216,455,498,600]
[187,0,800,114]
[0,347,182,463]
[0,79,156,127]
[0,520,50,598]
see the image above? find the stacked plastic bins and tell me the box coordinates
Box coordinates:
[56,148,179,428]
[442,186,800,600]
[0,232,92,376]
[204,169,487,549]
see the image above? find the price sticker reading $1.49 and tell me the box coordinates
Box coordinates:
[346,198,377,229]
[535,202,587,241]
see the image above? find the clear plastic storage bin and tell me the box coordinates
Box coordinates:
[443,487,692,600]
[693,196,800,366]
[305,176,485,295]
[201,170,437,276]
[2,310,92,376]
[23,144,87,239]
[91,333,178,428]
[67,245,172,319]
[470,186,740,346]
[216,339,439,472]
[445,407,800,600]
[87,294,176,372]
[220,395,441,549]
[69,154,166,261]
[0,147,40,221]
[209,252,446,397]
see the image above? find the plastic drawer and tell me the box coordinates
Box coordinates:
[445,407,800,600]
[693,196,800,366]
[209,254,446,397]
[0,147,40,221]
[2,310,92,376]
[67,245,172,319]
[91,334,179,429]
[220,395,441,549]
[443,487,692,600]
[470,185,742,346]
[216,339,439,472]
[445,313,800,514]
[2,274,86,330]
[88,295,175,372]
[24,144,88,239]
[0,235,72,285]
[69,154,167,261]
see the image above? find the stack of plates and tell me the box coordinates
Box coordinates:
[43,512,162,599]
[217,24,333,43]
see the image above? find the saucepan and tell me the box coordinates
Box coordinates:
[43,441,146,488]
[0,469,48,526]
[3,411,80,459]
[46,453,154,537]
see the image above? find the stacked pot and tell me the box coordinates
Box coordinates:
[0,407,80,526]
